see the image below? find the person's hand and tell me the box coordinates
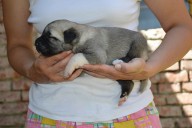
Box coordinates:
[27,51,83,83]
[82,58,150,80]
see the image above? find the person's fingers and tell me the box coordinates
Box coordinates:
[84,71,106,78]
[83,64,115,73]
[83,64,127,79]
[83,64,118,78]
[46,73,66,82]
[51,53,74,73]
[82,64,103,71]
[67,69,84,81]
[32,52,74,83]
[82,59,147,80]
[114,58,146,74]
[46,51,72,66]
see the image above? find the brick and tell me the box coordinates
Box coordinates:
[0,34,7,45]
[166,94,179,105]
[183,50,192,59]
[147,40,161,52]
[151,70,189,83]
[0,44,6,56]
[21,91,29,101]
[181,60,192,70]
[0,57,10,68]
[163,70,189,83]
[190,71,192,81]
[12,78,33,91]
[0,68,21,80]
[0,102,28,114]
[154,95,166,105]
[0,91,21,102]
[0,81,11,91]
[160,118,175,128]
[0,114,25,126]
[175,117,192,128]
[150,84,158,93]
[167,93,192,104]
[158,106,182,117]
[182,82,192,92]
[165,62,179,71]
[161,118,192,128]
[0,23,5,34]
[150,73,161,84]
[159,83,180,93]
[183,105,192,116]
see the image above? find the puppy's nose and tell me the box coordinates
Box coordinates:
[35,38,41,47]
[35,38,44,53]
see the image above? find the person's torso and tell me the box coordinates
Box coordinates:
[28,0,153,122]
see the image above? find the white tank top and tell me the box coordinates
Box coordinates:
[28,0,153,122]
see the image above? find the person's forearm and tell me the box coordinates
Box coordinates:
[7,44,36,78]
[147,24,192,76]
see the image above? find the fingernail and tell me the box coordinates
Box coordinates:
[115,64,121,70]
[81,64,88,69]
[67,51,72,54]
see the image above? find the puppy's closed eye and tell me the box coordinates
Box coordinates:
[64,28,79,44]
[50,36,59,41]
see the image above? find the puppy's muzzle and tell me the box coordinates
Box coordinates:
[35,37,51,56]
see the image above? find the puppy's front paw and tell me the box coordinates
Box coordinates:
[64,53,89,77]
[112,59,124,65]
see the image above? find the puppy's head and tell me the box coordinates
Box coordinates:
[35,20,80,56]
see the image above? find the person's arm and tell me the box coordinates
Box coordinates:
[144,0,192,76]
[83,0,192,80]
[2,0,82,83]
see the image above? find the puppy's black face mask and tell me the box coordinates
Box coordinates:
[35,28,79,56]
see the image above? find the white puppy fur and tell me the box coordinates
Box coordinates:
[64,53,89,77]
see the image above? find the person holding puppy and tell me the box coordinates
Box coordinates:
[2,0,192,128]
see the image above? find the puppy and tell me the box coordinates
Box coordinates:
[35,19,150,98]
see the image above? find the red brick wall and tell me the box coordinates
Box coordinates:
[152,52,192,128]
[0,1,192,128]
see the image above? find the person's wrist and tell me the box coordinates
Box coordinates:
[25,60,47,83]
[143,61,157,79]
[25,62,38,81]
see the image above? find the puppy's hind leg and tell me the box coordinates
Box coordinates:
[138,79,148,93]
[117,80,134,98]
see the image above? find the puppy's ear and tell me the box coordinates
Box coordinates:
[63,28,79,44]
